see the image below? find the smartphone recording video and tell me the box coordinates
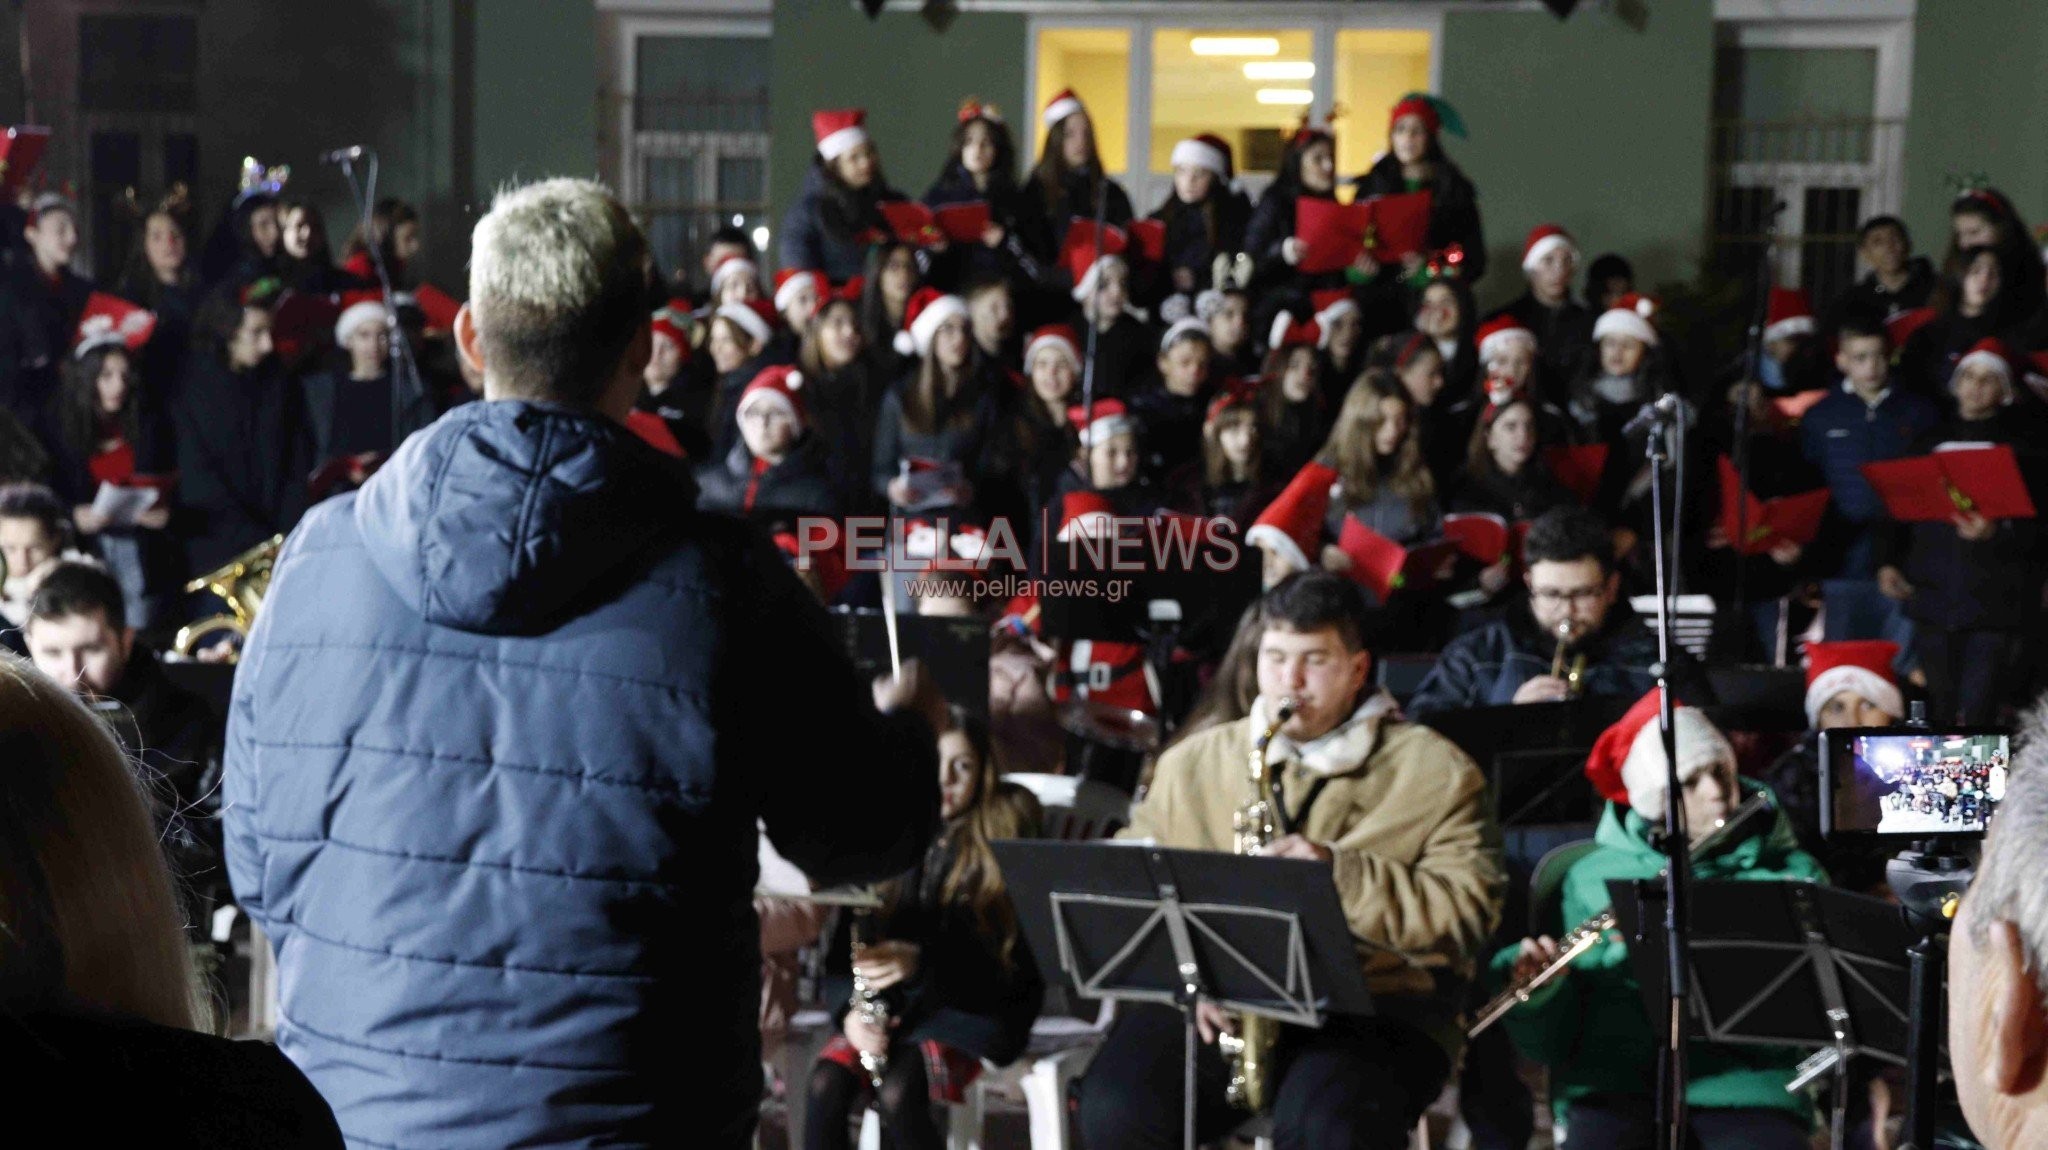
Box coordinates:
[1820,727,2008,837]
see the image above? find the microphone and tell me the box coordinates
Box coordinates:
[1622,393,1682,438]
[320,145,365,165]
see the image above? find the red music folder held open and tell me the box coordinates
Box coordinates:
[1860,445,2038,522]
[1543,444,1609,506]
[1715,456,1830,556]
[1336,518,1460,601]
[1294,191,1434,275]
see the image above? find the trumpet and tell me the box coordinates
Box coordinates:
[1550,619,1587,699]
[173,534,285,662]
[1467,792,1774,1037]
[1220,696,1296,1112]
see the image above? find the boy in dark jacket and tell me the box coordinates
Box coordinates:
[1799,316,1941,578]
[1873,340,2046,723]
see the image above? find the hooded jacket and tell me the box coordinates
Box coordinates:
[223,400,941,1148]
[1486,784,1825,1122]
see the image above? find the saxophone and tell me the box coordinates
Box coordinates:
[1550,618,1587,699]
[1466,791,1773,1037]
[848,908,891,1090]
[1219,697,1297,1112]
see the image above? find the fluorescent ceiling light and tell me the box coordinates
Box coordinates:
[1190,36,1279,57]
[1244,61,1314,80]
[1255,88,1315,106]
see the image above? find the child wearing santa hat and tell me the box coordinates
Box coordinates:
[1061,221,1151,398]
[779,107,910,283]
[874,288,983,513]
[705,299,784,459]
[1762,639,1906,894]
[695,364,841,524]
[707,251,762,308]
[1147,134,1251,309]
[1491,693,1824,1150]
[1168,382,1270,525]
[1486,224,1595,402]
[1027,88,1134,235]
[977,323,1084,531]
[1565,292,1672,443]
[636,300,711,462]
[1049,399,1158,520]
[1873,336,2046,725]
[1257,320,1332,483]
[1353,93,1488,285]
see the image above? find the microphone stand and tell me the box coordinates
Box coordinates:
[1730,201,1786,651]
[331,148,424,465]
[1077,173,1110,422]
[1644,397,1691,1150]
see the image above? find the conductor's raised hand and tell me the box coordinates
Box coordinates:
[873,658,950,734]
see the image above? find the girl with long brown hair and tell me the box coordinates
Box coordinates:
[1321,373,1439,547]
[1028,89,1134,234]
[805,707,1043,1150]
[872,290,983,513]
[0,653,342,1144]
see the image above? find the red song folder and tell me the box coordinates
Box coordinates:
[1336,518,1460,601]
[1860,445,2038,522]
[1716,456,1830,556]
[1294,191,1434,274]
[878,200,992,247]
[1543,444,1609,506]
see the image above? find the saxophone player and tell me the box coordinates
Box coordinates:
[1489,695,1825,1149]
[1077,572,1505,1150]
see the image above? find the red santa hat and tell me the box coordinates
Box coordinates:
[71,292,158,359]
[1521,224,1578,273]
[650,298,692,348]
[893,287,969,358]
[1055,490,1116,542]
[1024,323,1081,374]
[773,268,826,314]
[736,364,806,426]
[902,520,992,568]
[715,299,775,348]
[1042,88,1085,128]
[1803,640,1903,726]
[708,252,759,299]
[1062,220,1130,304]
[774,530,851,602]
[1268,310,1324,353]
[812,108,871,164]
[1245,461,1339,574]
[1953,337,2016,404]
[1169,134,1233,181]
[1763,287,1815,344]
[1593,293,1660,348]
[1584,690,1734,821]
[1475,314,1537,366]
[1158,316,1211,355]
[1068,398,1137,448]
[1312,288,1360,330]
[332,293,389,346]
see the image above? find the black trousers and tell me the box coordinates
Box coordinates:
[1559,1098,1810,1150]
[1917,626,2018,725]
[1076,1003,1451,1150]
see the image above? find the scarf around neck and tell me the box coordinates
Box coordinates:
[1248,689,1399,777]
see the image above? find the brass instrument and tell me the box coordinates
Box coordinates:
[848,908,892,1091]
[1219,697,1296,1112]
[173,535,284,662]
[1467,792,1774,1037]
[1550,619,1587,699]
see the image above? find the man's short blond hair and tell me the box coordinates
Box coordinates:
[469,178,650,405]
[1967,702,2048,996]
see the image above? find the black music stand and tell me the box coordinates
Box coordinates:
[992,841,1373,1150]
[1609,879,1913,1148]
[1418,697,1635,826]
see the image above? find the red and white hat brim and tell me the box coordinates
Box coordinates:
[717,302,772,347]
[1169,138,1228,180]
[1025,333,1080,372]
[1619,707,1733,822]
[710,258,759,298]
[1076,414,1137,447]
[737,388,800,425]
[1477,327,1537,365]
[1043,94,1084,128]
[1804,665,1903,727]
[817,125,870,163]
[1521,232,1577,272]
[1593,309,1659,348]
[774,271,823,313]
[1763,316,1814,344]
[1244,523,1310,574]
[894,293,969,358]
[333,300,389,345]
[1057,511,1114,542]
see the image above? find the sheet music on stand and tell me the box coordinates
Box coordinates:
[993,840,1372,1150]
[1608,878,1913,1148]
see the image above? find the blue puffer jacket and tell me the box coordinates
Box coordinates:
[223,400,941,1149]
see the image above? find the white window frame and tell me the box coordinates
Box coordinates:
[1711,2,1914,284]
[605,11,772,211]
[1024,5,1446,211]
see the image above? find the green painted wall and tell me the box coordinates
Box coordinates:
[473,0,597,203]
[768,5,1027,263]
[1903,0,2048,250]
[1441,0,1716,306]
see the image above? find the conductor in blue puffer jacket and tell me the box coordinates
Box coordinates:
[223,177,948,1150]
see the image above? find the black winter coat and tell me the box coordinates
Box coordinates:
[0,263,93,425]
[1875,410,2048,631]
[1352,154,1488,285]
[694,434,845,524]
[171,354,311,573]
[780,164,909,283]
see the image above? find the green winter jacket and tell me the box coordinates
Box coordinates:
[1485,781,1827,1123]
